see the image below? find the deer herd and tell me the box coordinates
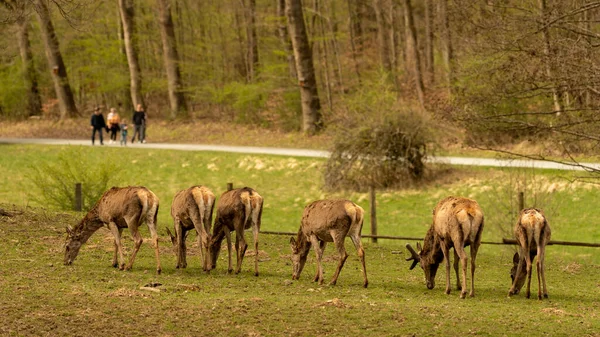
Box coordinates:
[63,185,551,300]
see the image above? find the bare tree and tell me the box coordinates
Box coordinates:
[33,0,78,118]
[402,0,425,107]
[277,0,297,79]
[118,0,144,108]
[439,0,453,93]
[16,13,42,116]
[424,0,434,85]
[246,0,259,81]
[373,0,393,74]
[157,0,187,118]
[285,0,323,135]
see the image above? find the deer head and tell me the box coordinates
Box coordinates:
[290,237,309,280]
[406,239,441,290]
[64,225,83,266]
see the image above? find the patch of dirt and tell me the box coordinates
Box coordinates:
[315,298,352,309]
[562,262,582,274]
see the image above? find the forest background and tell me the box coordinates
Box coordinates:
[1,0,600,162]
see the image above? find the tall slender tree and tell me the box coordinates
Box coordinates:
[33,0,78,118]
[118,0,144,108]
[16,12,42,116]
[439,0,454,93]
[157,0,187,118]
[277,0,297,79]
[286,0,323,135]
[402,0,424,107]
[246,0,259,81]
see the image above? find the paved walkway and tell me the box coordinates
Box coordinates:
[2,137,599,171]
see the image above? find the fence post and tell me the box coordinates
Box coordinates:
[370,185,378,243]
[227,183,233,191]
[74,183,82,212]
[518,191,524,211]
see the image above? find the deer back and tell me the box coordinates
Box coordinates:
[431,196,484,247]
[170,185,215,229]
[300,199,363,242]
[214,187,262,231]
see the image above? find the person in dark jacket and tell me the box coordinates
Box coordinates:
[131,104,146,144]
[90,107,107,145]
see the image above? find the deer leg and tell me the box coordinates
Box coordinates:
[525,245,533,299]
[350,233,368,288]
[108,223,125,270]
[234,229,247,274]
[252,222,260,276]
[313,241,326,283]
[539,245,549,299]
[454,245,469,299]
[109,225,124,269]
[469,243,480,298]
[175,220,186,269]
[439,240,452,295]
[190,205,210,272]
[330,233,349,286]
[453,249,461,291]
[224,228,233,273]
[124,225,144,271]
[146,213,162,275]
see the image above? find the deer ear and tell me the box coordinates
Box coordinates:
[513,252,520,263]
[66,225,74,236]
[416,241,422,252]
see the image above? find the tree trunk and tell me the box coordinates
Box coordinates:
[247,0,259,81]
[277,0,297,79]
[157,0,187,118]
[439,0,454,94]
[424,0,434,85]
[286,0,323,135]
[118,0,144,108]
[346,0,362,83]
[538,0,563,114]
[16,14,42,117]
[373,0,393,74]
[402,0,425,107]
[34,0,78,118]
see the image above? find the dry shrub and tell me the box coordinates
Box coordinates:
[324,92,436,191]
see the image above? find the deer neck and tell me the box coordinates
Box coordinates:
[295,230,311,258]
[75,212,105,244]
[422,229,445,265]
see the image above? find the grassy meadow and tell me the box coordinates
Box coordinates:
[0,144,599,336]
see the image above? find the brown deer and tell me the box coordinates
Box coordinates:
[64,186,162,274]
[508,208,551,299]
[166,185,215,271]
[405,196,484,298]
[209,187,263,275]
[290,199,368,288]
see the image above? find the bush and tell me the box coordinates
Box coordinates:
[324,89,436,191]
[26,147,123,211]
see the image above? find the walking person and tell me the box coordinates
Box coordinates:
[90,107,107,145]
[131,104,146,144]
[120,118,129,146]
[106,107,121,144]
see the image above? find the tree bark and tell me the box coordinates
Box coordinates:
[373,0,393,74]
[157,0,187,118]
[16,13,42,117]
[286,0,323,135]
[34,0,78,118]
[402,0,425,107]
[277,0,297,79]
[538,0,563,114]
[247,0,259,81]
[424,0,434,85]
[118,0,144,108]
[439,0,454,93]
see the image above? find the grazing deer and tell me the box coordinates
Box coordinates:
[209,187,263,275]
[166,185,215,271]
[64,186,162,274]
[508,208,551,299]
[290,199,368,288]
[406,196,484,298]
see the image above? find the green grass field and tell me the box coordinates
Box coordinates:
[0,144,599,336]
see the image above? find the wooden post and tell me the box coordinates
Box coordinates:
[518,191,524,211]
[74,183,82,211]
[227,183,233,191]
[369,185,378,243]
